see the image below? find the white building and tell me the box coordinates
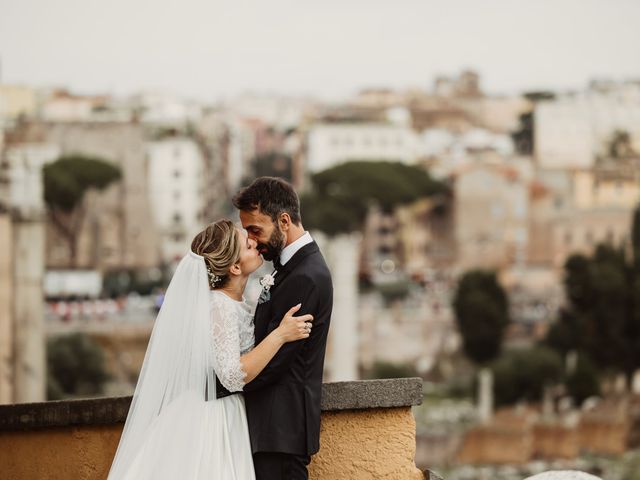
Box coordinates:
[306,123,420,173]
[147,137,206,263]
[132,91,204,126]
[454,163,529,272]
[1,138,52,403]
[535,81,640,170]
[419,127,515,179]
[222,92,316,131]
[5,143,60,216]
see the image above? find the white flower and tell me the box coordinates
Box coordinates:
[259,272,276,289]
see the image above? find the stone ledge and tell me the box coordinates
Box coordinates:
[0,378,422,431]
[321,377,423,411]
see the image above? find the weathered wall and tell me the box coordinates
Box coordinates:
[0,378,425,480]
[310,408,423,480]
[0,424,121,480]
[577,420,628,456]
[456,426,532,465]
[457,399,634,465]
[532,424,579,459]
[0,407,423,480]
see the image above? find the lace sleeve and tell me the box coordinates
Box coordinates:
[211,295,247,392]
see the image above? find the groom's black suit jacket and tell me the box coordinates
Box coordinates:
[216,241,333,456]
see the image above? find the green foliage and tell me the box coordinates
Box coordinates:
[250,152,293,183]
[608,129,633,159]
[453,270,510,365]
[301,161,448,236]
[364,361,418,380]
[566,353,601,405]
[47,333,110,400]
[43,155,122,212]
[544,309,585,356]
[103,268,169,297]
[491,346,564,407]
[42,155,122,265]
[632,204,640,262]
[511,112,533,155]
[546,241,640,388]
[377,280,412,304]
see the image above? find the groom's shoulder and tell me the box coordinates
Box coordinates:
[291,255,332,288]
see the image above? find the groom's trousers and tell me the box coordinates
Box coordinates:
[253,452,311,480]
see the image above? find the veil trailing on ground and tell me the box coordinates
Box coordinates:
[108,251,216,479]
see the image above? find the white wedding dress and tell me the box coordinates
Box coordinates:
[110,259,257,480]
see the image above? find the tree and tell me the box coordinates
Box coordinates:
[491,346,564,407]
[545,242,640,389]
[43,155,122,266]
[364,361,418,380]
[301,160,448,236]
[453,270,510,365]
[632,204,640,261]
[453,270,511,421]
[608,130,634,159]
[565,353,600,405]
[47,333,110,400]
[249,151,293,183]
[511,91,555,156]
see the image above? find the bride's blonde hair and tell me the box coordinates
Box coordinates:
[191,219,241,289]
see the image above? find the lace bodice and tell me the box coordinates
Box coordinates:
[210,290,255,392]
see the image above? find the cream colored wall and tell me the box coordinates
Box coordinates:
[0,85,37,119]
[0,407,423,480]
[573,170,640,210]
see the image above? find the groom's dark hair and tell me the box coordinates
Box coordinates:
[233,177,302,225]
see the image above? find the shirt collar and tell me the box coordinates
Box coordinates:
[279,231,313,266]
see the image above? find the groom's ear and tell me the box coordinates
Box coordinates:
[278,212,292,231]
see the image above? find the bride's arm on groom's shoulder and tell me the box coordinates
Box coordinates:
[243,277,321,392]
[240,303,313,384]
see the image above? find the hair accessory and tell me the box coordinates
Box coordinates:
[206,266,223,288]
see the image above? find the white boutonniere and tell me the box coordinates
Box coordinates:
[258,271,277,304]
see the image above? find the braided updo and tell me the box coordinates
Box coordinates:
[190,219,241,290]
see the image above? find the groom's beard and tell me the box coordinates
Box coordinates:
[258,226,286,262]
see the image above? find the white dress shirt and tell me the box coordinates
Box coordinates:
[279,231,313,266]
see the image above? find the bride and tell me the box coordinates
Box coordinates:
[108,219,313,479]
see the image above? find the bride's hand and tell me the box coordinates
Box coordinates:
[277,303,314,343]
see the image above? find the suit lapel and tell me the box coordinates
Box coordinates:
[253,242,319,341]
[271,242,319,291]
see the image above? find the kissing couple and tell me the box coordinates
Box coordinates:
[108,177,334,480]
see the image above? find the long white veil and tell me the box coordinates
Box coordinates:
[108,251,216,479]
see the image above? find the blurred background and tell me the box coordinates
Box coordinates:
[1,0,640,478]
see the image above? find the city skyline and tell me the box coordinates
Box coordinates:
[1,0,639,101]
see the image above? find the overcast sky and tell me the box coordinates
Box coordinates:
[1,0,639,101]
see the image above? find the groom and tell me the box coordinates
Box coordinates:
[220,176,333,480]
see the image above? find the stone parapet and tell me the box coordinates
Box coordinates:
[0,378,426,480]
